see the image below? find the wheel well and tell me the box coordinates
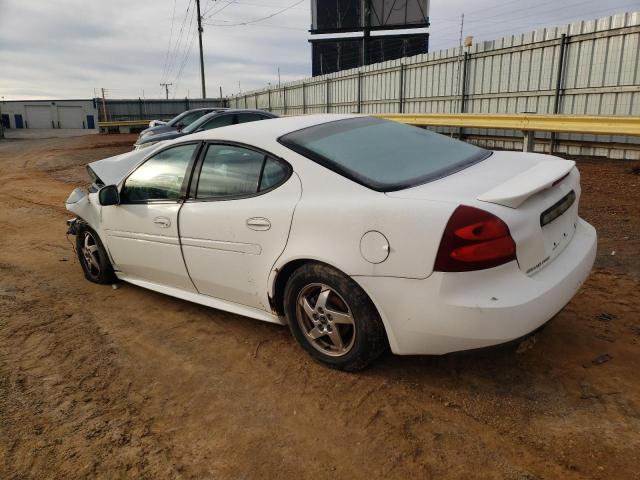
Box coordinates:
[270,259,312,316]
[270,259,393,354]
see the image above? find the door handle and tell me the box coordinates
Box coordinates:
[153,216,171,228]
[246,217,271,231]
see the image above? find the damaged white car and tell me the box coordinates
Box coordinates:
[66,115,597,370]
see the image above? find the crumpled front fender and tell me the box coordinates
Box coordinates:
[66,188,101,232]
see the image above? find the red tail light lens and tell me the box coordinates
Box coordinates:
[434,205,517,272]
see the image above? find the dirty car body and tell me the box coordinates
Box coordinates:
[66,114,597,369]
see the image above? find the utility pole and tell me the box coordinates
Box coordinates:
[196,0,207,98]
[160,82,172,100]
[101,88,108,122]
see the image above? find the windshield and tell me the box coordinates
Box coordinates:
[168,110,210,128]
[182,114,212,133]
[279,117,491,191]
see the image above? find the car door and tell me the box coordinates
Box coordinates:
[101,142,201,291]
[178,142,301,310]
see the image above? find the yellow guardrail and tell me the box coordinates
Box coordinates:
[377,113,640,137]
[98,120,151,127]
[98,115,640,136]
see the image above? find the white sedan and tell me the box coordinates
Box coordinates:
[66,114,597,370]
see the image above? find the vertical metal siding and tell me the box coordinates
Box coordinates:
[228,12,639,159]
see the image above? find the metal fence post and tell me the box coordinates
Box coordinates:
[550,33,568,153]
[459,51,469,139]
[460,52,469,114]
[283,86,287,115]
[268,88,272,113]
[326,78,330,113]
[398,64,405,113]
[357,71,362,113]
[302,82,307,114]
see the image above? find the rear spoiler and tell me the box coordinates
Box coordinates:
[477,159,575,208]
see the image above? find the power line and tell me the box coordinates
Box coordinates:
[165,0,195,86]
[204,21,307,31]
[173,31,199,97]
[203,0,304,26]
[203,0,237,18]
[160,0,178,84]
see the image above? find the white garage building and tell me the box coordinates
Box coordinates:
[1,99,99,130]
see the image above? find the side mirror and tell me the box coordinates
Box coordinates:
[98,185,120,206]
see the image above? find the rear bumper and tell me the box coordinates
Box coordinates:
[355,218,597,355]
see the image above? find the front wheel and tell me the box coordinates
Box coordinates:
[284,263,388,371]
[75,225,116,285]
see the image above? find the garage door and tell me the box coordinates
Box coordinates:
[58,106,84,129]
[25,105,53,129]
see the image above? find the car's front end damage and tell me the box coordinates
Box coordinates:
[65,147,154,236]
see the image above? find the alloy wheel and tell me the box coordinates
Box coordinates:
[81,231,101,277]
[296,283,356,357]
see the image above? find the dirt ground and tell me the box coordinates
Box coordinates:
[0,133,638,480]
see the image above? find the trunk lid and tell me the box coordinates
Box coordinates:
[387,151,580,275]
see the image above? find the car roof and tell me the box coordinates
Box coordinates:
[185,107,226,112]
[183,114,360,143]
[198,108,276,117]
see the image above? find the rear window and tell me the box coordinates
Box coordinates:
[278,117,491,191]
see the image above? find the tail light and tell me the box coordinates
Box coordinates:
[434,205,517,272]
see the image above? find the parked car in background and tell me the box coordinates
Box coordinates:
[137,107,225,141]
[134,109,277,150]
[148,119,167,127]
[66,115,596,371]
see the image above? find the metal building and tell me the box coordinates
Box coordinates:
[0,99,99,130]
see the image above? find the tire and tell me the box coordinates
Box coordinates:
[75,225,117,285]
[284,263,388,371]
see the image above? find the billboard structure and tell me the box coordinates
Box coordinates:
[311,33,429,76]
[310,0,430,75]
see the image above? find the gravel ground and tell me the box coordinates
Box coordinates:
[0,133,639,479]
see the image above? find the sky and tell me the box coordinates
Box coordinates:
[0,0,637,100]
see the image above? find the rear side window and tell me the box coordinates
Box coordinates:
[260,158,289,191]
[122,144,197,202]
[279,117,490,191]
[195,145,290,199]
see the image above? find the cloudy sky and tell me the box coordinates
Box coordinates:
[0,0,637,100]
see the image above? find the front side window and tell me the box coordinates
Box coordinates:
[196,145,290,199]
[122,144,197,202]
[279,117,491,191]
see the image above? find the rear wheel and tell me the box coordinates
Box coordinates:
[284,263,388,371]
[75,226,116,284]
